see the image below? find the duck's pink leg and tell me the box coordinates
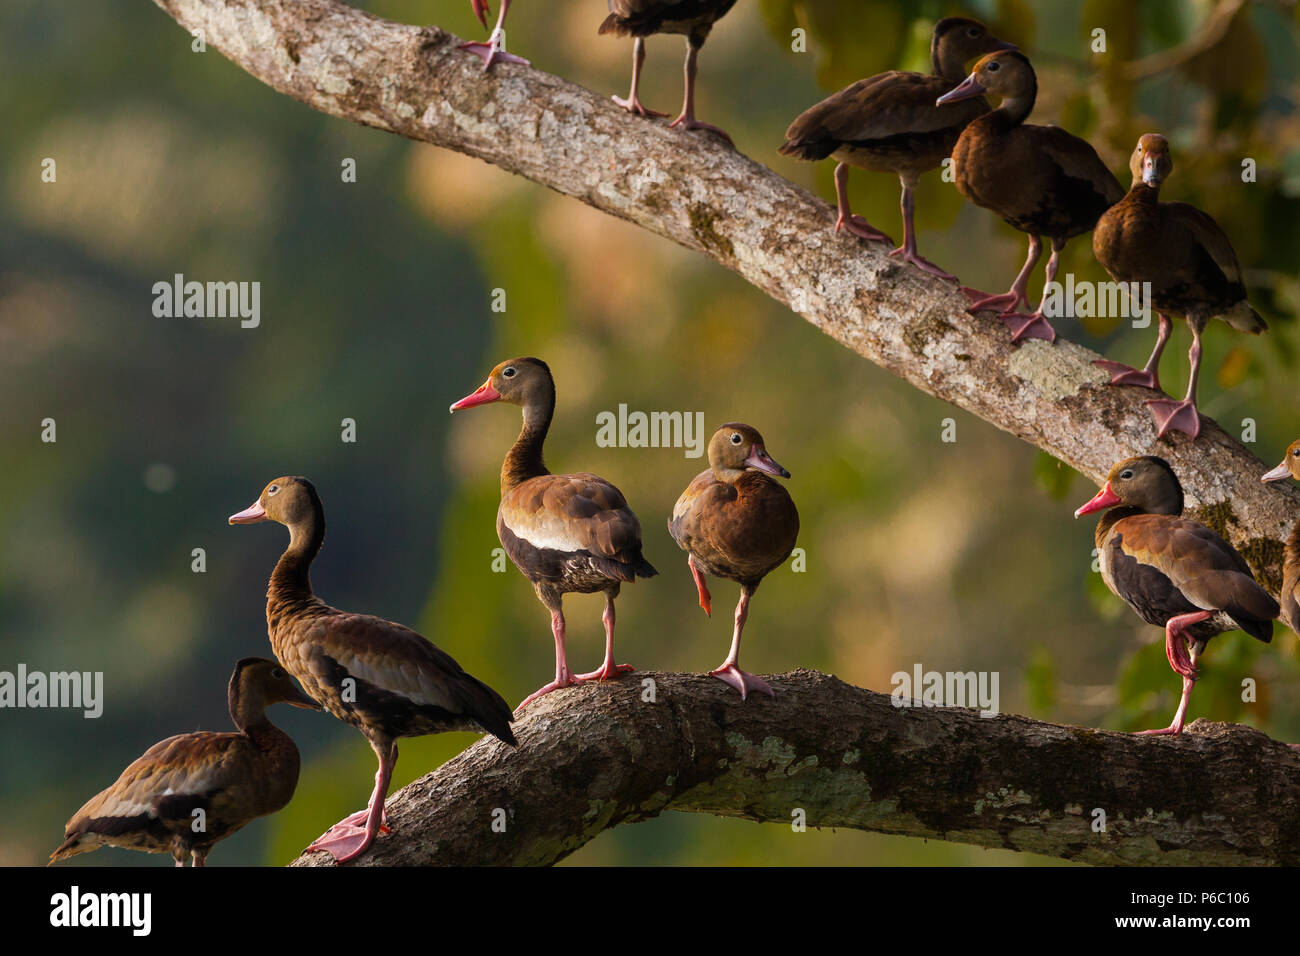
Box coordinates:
[710,587,773,701]
[1094,313,1171,390]
[962,234,1040,317]
[668,40,732,145]
[993,243,1059,344]
[888,180,957,282]
[459,0,530,71]
[1139,622,1210,736]
[613,37,667,117]
[833,163,893,245]
[688,555,712,616]
[1146,321,1203,439]
[575,593,635,682]
[308,742,395,863]
[519,608,584,708]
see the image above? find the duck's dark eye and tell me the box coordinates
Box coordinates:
[1120,470,1134,480]
[731,434,742,445]
[268,484,279,495]
[271,667,284,679]
[987,61,1000,72]
[1292,448,1299,457]
[967,26,979,37]
[503,367,516,378]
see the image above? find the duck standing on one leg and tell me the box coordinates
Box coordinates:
[937,50,1123,344]
[778,17,1015,278]
[51,658,320,867]
[1261,439,1300,633]
[229,478,517,863]
[669,424,798,699]
[459,0,530,70]
[1092,134,1267,439]
[1075,456,1278,735]
[451,357,658,707]
[599,0,738,144]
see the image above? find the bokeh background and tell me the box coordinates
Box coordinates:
[3,0,1299,866]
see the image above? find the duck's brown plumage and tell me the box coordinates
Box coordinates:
[940,50,1123,342]
[1076,456,1277,734]
[778,18,1014,279]
[1092,133,1265,438]
[1261,440,1300,632]
[451,357,655,707]
[229,477,515,862]
[51,658,318,867]
[669,424,798,699]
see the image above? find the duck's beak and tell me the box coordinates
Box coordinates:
[1074,482,1120,518]
[992,39,1019,53]
[1261,461,1292,483]
[284,682,322,710]
[745,446,790,479]
[937,73,985,106]
[450,380,501,412]
[1141,154,1162,186]
[228,500,267,524]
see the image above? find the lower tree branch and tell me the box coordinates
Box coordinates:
[289,669,1300,866]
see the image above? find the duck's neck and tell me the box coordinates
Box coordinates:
[229,680,272,736]
[990,83,1035,128]
[502,389,554,495]
[268,507,325,612]
[1095,505,1146,547]
[1128,181,1161,204]
[932,43,968,83]
[1287,520,1300,578]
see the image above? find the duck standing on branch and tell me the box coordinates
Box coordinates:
[1092,134,1266,439]
[451,358,658,707]
[229,478,517,863]
[50,658,319,867]
[1261,439,1300,633]
[600,0,738,145]
[669,424,798,699]
[937,50,1123,343]
[1075,456,1278,735]
[778,17,1015,279]
[459,0,529,70]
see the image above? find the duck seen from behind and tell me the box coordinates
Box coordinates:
[938,50,1124,343]
[1261,439,1300,633]
[51,658,319,867]
[459,0,529,70]
[451,357,658,707]
[1092,134,1266,439]
[778,17,1015,279]
[669,424,798,699]
[229,477,517,863]
[600,0,738,144]
[1075,456,1278,735]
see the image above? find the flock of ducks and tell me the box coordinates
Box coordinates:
[48,3,1297,867]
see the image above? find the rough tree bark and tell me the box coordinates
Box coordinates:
[287,670,1300,867]
[149,0,1300,864]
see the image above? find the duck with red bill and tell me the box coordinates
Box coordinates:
[1261,440,1300,633]
[1074,456,1277,735]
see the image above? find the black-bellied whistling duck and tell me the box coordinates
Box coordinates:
[229,478,517,863]
[50,658,319,867]
[450,357,658,707]
[778,18,1015,279]
[1075,456,1278,735]
[669,424,798,699]
[459,0,529,70]
[600,0,738,145]
[1092,134,1266,439]
[937,50,1123,343]
[1261,439,1300,632]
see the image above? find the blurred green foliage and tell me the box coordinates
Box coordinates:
[2,0,1298,867]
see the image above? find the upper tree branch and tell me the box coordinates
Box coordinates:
[150,0,1300,612]
[287,669,1300,866]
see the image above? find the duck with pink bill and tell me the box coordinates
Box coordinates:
[1261,439,1300,634]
